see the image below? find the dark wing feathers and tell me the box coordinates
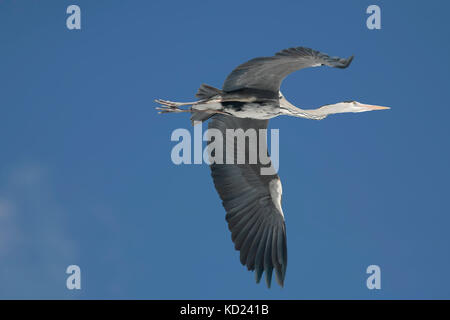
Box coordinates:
[222,46,353,93]
[208,114,287,288]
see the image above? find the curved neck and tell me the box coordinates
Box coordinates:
[279,96,326,120]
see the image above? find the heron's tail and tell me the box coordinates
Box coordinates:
[156,84,223,126]
[190,84,223,124]
[190,111,215,125]
[195,84,222,100]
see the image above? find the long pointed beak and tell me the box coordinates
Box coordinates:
[359,103,390,111]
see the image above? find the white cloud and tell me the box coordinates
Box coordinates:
[0,164,79,298]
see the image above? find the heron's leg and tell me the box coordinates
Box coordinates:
[155,104,191,114]
[155,98,207,107]
[156,104,229,115]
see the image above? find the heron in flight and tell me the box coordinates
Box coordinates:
[156,47,389,288]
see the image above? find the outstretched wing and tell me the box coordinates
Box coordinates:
[207,114,287,288]
[223,46,353,93]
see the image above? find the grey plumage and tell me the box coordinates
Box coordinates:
[223,47,353,93]
[203,47,352,287]
[208,115,287,287]
[189,84,224,124]
[196,84,222,100]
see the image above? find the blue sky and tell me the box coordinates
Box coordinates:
[0,0,449,299]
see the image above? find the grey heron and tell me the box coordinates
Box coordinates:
[156,47,389,288]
